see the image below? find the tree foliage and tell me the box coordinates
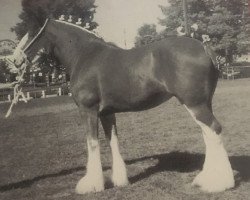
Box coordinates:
[12,0,98,40]
[134,24,166,47]
[163,0,249,57]
[0,60,8,83]
[134,24,158,47]
[0,60,16,83]
[136,0,250,62]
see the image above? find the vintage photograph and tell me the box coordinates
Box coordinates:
[0,0,249,199]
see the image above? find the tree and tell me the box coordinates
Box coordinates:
[0,60,8,83]
[158,0,250,62]
[12,0,98,40]
[0,40,17,83]
[134,24,162,47]
[135,1,249,62]
[0,60,17,83]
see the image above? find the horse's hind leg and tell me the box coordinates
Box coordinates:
[100,114,129,187]
[184,104,234,192]
[75,107,104,194]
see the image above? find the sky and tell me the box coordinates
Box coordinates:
[0,0,21,42]
[95,0,168,48]
[0,0,168,48]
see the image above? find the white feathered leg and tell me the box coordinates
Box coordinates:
[185,105,234,192]
[76,139,104,194]
[192,122,234,192]
[110,127,129,186]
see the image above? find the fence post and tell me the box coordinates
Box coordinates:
[58,88,62,96]
[8,94,11,102]
[27,92,30,100]
[42,90,46,98]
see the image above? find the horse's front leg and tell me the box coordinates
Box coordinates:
[75,106,104,194]
[100,114,129,187]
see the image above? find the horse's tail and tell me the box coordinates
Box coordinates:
[203,44,221,70]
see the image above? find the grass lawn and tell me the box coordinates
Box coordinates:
[0,78,249,200]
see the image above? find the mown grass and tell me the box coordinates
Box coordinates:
[0,79,250,200]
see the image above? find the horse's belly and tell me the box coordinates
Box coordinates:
[99,69,173,114]
[99,88,172,115]
[128,91,172,111]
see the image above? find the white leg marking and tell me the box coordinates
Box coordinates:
[184,106,234,192]
[76,139,104,194]
[110,127,129,187]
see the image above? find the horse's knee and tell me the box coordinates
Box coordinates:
[72,88,99,109]
[87,138,99,150]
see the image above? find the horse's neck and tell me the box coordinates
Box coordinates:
[51,30,103,68]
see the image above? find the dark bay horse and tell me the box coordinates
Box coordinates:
[13,19,234,193]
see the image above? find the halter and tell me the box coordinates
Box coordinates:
[4,53,29,118]
[23,18,49,52]
[5,59,28,118]
[4,20,49,118]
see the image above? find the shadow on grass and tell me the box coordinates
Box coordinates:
[127,151,204,184]
[0,166,85,192]
[230,156,250,182]
[126,151,250,185]
[0,152,249,192]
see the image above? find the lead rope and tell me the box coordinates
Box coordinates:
[5,61,28,118]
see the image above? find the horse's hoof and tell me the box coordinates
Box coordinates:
[111,159,129,187]
[112,173,129,187]
[75,176,104,194]
[192,169,234,193]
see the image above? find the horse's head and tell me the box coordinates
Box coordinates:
[12,19,51,68]
[11,33,29,67]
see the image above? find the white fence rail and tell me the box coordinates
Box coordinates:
[0,86,71,103]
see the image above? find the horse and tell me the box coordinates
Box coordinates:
[13,18,234,194]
